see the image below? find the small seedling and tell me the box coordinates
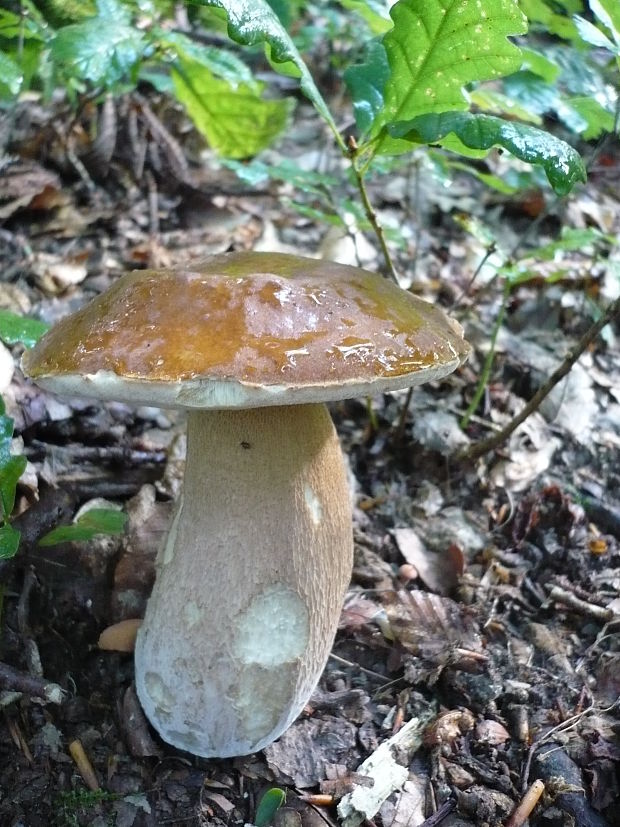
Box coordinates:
[39,508,128,546]
[254,787,286,827]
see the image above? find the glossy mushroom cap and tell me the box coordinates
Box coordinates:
[22,251,470,408]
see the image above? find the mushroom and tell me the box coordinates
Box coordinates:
[22,251,470,757]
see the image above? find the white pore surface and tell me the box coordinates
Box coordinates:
[32,359,463,410]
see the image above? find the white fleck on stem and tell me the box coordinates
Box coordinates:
[135,404,353,757]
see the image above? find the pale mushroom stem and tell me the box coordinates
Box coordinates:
[134,403,353,757]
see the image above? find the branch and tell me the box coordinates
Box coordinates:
[349,145,399,283]
[457,295,620,463]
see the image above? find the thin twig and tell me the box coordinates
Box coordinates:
[349,157,399,283]
[69,739,100,791]
[418,799,457,827]
[505,780,545,827]
[449,242,497,311]
[394,386,414,439]
[520,698,619,790]
[0,661,64,704]
[547,584,615,622]
[328,653,388,682]
[457,294,620,463]
[460,282,510,429]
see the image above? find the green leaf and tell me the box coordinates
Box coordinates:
[370,0,527,154]
[0,7,45,40]
[95,0,131,24]
[344,41,390,136]
[339,0,393,34]
[0,403,18,470]
[519,47,560,82]
[0,455,27,521]
[0,51,23,96]
[0,310,49,348]
[223,157,338,193]
[0,8,23,38]
[255,788,286,827]
[469,88,542,124]
[589,0,620,47]
[501,227,612,286]
[198,0,345,148]
[156,30,254,85]
[51,0,146,88]
[265,0,304,27]
[172,56,293,159]
[39,508,128,547]
[519,0,580,40]
[445,158,522,193]
[522,227,612,260]
[567,96,616,139]
[0,524,21,560]
[390,111,586,194]
[573,15,617,51]
[502,69,607,136]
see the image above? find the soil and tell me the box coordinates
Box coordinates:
[0,89,619,827]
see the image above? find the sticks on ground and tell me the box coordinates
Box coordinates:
[458,295,620,463]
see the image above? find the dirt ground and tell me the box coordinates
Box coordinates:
[0,90,619,827]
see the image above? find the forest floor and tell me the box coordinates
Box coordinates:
[0,89,619,827]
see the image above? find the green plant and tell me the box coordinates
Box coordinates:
[503,0,620,141]
[197,0,587,269]
[52,788,120,827]
[0,311,49,560]
[254,787,286,827]
[0,396,26,560]
[0,309,49,348]
[0,0,294,156]
[38,506,128,546]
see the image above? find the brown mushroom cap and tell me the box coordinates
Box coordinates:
[22,251,470,409]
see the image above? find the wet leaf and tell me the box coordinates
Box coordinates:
[389,112,586,194]
[50,0,145,87]
[200,0,341,141]
[0,310,49,348]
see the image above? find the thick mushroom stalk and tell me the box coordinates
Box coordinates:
[134,403,353,757]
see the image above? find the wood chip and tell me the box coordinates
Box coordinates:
[337,711,434,827]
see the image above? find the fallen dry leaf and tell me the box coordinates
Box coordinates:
[392,528,458,595]
[264,716,359,788]
[98,618,142,652]
[385,590,483,663]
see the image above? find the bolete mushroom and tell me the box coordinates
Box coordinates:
[22,251,470,757]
